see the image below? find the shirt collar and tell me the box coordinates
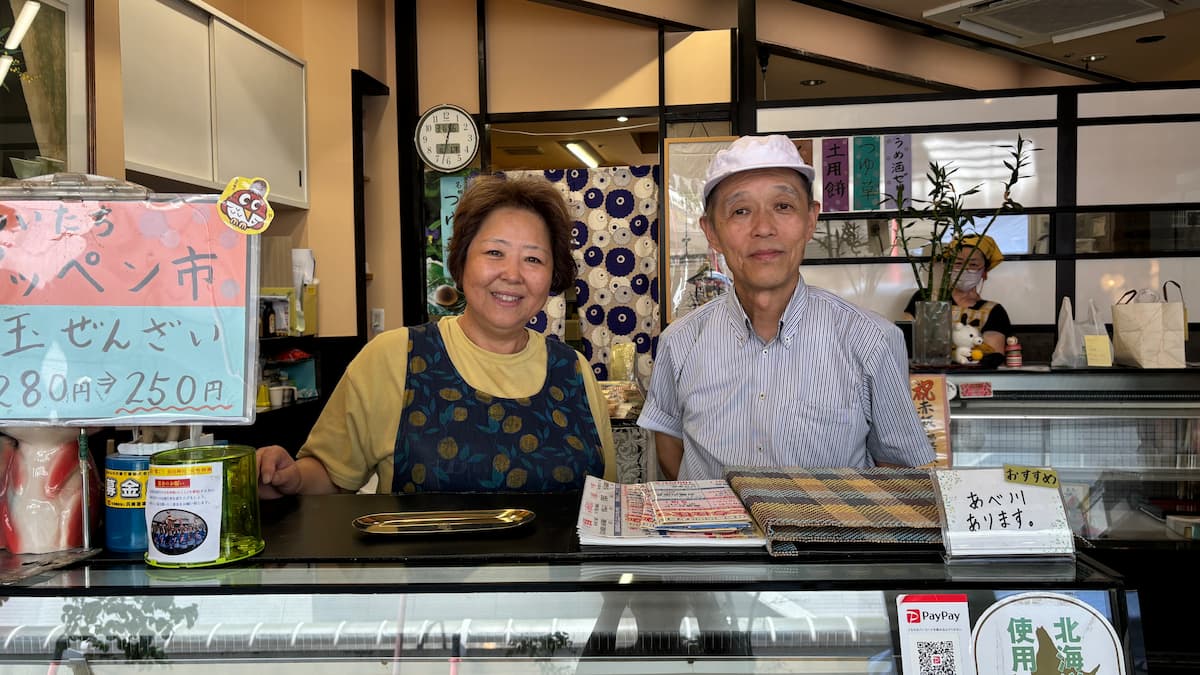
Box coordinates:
[720,276,810,348]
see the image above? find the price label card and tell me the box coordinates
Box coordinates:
[933,468,1074,559]
[1084,334,1113,367]
[958,381,993,399]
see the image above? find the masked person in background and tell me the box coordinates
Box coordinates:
[904,234,1012,365]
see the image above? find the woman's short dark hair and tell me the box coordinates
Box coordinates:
[447,174,576,294]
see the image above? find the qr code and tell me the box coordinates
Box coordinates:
[917,639,958,675]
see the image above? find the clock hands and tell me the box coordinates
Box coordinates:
[440,125,452,163]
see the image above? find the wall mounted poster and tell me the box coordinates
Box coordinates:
[0,197,257,426]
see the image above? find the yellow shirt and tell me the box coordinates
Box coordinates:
[298,316,616,492]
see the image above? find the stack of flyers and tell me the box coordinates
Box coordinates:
[576,477,765,547]
[648,480,755,532]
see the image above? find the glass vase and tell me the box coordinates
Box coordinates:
[912,300,953,367]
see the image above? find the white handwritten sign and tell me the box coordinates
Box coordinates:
[0,197,257,425]
[933,468,1074,558]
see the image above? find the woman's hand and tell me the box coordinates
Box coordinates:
[256,446,343,498]
[256,445,302,499]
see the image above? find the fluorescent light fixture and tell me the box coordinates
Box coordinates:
[1051,10,1164,44]
[956,18,1022,45]
[563,141,601,168]
[0,54,12,87]
[616,115,629,123]
[4,1,42,50]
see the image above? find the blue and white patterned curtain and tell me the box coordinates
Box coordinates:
[508,166,661,389]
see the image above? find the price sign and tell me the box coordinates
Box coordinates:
[0,197,256,425]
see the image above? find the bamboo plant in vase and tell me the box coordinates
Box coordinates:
[892,136,1035,366]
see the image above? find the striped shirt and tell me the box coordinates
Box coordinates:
[639,277,933,481]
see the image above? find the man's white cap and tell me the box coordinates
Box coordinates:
[702,134,815,204]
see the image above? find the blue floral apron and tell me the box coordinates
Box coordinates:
[391,322,604,493]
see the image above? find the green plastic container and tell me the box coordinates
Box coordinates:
[144,445,264,568]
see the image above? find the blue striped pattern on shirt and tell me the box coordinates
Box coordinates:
[639,277,933,481]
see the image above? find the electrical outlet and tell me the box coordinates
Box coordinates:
[371,308,385,334]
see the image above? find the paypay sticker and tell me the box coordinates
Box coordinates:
[897,594,974,675]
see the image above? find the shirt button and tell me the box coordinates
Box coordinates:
[758,393,765,400]
[762,348,768,355]
[757,447,763,453]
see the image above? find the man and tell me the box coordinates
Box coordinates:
[639,134,933,480]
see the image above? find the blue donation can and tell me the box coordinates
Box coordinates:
[104,451,151,552]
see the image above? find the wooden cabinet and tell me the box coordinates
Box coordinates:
[119,0,308,207]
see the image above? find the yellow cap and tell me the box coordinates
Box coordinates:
[954,234,1003,270]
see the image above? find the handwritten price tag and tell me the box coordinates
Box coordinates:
[957,381,993,398]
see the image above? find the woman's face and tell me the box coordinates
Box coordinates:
[460,206,553,339]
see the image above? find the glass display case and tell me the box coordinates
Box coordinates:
[0,554,1134,673]
[944,368,1200,672]
[944,370,1200,545]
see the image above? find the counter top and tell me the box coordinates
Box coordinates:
[7,492,1124,595]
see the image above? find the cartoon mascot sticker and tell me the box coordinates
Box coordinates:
[217,176,274,234]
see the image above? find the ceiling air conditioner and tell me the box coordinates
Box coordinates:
[923,0,1196,46]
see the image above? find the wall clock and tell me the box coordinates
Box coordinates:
[414,104,479,172]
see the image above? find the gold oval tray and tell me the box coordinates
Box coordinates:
[352,508,535,535]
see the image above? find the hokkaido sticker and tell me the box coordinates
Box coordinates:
[973,592,1125,675]
[217,176,274,234]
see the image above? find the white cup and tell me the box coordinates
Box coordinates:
[268,386,285,408]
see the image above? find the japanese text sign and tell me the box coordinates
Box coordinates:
[897,594,974,675]
[934,468,1074,558]
[910,374,951,468]
[972,592,1125,675]
[1003,464,1060,488]
[0,197,256,425]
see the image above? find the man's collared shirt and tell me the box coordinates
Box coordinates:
[639,277,932,481]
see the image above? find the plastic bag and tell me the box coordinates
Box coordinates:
[1052,298,1111,368]
[1079,299,1113,362]
[1050,297,1084,368]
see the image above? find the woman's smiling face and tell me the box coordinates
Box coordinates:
[459,206,553,343]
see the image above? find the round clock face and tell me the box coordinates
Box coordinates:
[415,104,479,173]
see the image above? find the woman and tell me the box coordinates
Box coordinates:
[904,234,1012,362]
[257,175,615,496]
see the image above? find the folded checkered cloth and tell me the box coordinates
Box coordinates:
[724,467,942,556]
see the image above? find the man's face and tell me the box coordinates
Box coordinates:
[700,168,819,299]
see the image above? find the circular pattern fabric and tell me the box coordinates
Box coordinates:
[604,247,635,276]
[605,190,635,218]
[606,306,637,335]
[583,187,604,209]
[630,214,649,236]
[582,246,603,267]
[571,221,588,248]
[508,165,660,389]
[565,169,588,191]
